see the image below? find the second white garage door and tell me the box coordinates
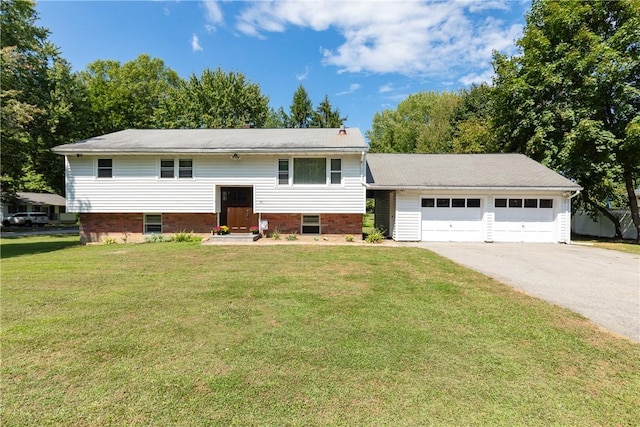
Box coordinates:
[421,197,484,242]
[493,197,556,242]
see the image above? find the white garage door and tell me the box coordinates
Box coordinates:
[421,197,484,242]
[493,197,556,242]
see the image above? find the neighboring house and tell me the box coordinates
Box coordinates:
[366,153,581,243]
[52,128,367,243]
[52,128,581,244]
[571,188,640,240]
[1,192,67,222]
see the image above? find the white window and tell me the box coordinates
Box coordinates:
[160,158,193,179]
[301,215,320,234]
[278,159,289,185]
[160,159,174,178]
[97,158,112,178]
[144,214,162,233]
[330,159,342,184]
[294,158,325,184]
[178,159,193,178]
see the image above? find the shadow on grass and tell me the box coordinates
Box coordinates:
[0,235,81,259]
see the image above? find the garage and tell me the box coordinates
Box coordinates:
[420,197,484,242]
[493,197,556,242]
[365,153,581,243]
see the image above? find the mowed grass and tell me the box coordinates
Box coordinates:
[2,236,639,426]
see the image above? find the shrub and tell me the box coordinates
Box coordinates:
[345,234,354,242]
[145,233,169,243]
[171,230,202,243]
[365,227,385,244]
[286,232,298,241]
[271,228,281,240]
[102,237,117,245]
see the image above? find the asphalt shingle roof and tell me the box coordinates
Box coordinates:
[52,128,367,154]
[366,153,581,190]
[15,192,66,206]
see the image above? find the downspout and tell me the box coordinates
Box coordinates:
[566,190,581,244]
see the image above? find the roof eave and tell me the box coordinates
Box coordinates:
[365,184,582,192]
[52,147,368,155]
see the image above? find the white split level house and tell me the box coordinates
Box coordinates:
[52,128,581,243]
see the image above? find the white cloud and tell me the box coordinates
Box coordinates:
[296,66,310,81]
[203,0,224,24]
[378,84,393,94]
[337,83,361,96]
[191,34,203,52]
[233,1,523,80]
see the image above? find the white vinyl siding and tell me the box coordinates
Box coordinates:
[394,191,422,241]
[65,154,365,214]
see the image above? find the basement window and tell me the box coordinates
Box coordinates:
[144,214,162,234]
[301,215,320,234]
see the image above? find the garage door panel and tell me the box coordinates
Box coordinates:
[421,198,484,242]
[493,197,557,243]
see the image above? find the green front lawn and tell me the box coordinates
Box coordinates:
[2,236,639,425]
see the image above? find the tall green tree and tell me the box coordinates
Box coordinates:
[289,84,313,128]
[367,91,461,153]
[493,0,640,241]
[264,106,290,128]
[80,54,181,134]
[157,68,269,129]
[1,0,85,196]
[311,94,346,128]
[450,84,498,154]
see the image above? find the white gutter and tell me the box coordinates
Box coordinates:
[566,189,581,200]
[365,184,582,192]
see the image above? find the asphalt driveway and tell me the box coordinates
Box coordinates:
[405,242,640,342]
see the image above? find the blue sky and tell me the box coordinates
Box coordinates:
[36,0,530,134]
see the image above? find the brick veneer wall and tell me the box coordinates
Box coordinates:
[261,213,362,235]
[79,213,217,243]
[78,212,360,243]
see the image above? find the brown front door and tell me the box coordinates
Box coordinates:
[227,207,256,232]
[220,187,257,233]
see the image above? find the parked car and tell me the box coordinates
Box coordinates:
[2,212,49,227]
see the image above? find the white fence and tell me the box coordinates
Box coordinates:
[572,209,638,240]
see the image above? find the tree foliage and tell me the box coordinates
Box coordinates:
[450,84,498,154]
[311,95,347,128]
[79,54,182,134]
[155,68,270,129]
[1,0,86,196]
[367,91,461,153]
[289,84,313,128]
[492,0,640,241]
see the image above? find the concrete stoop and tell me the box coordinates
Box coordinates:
[207,233,260,243]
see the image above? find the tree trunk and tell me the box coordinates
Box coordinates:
[584,193,623,239]
[623,167,640,244]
